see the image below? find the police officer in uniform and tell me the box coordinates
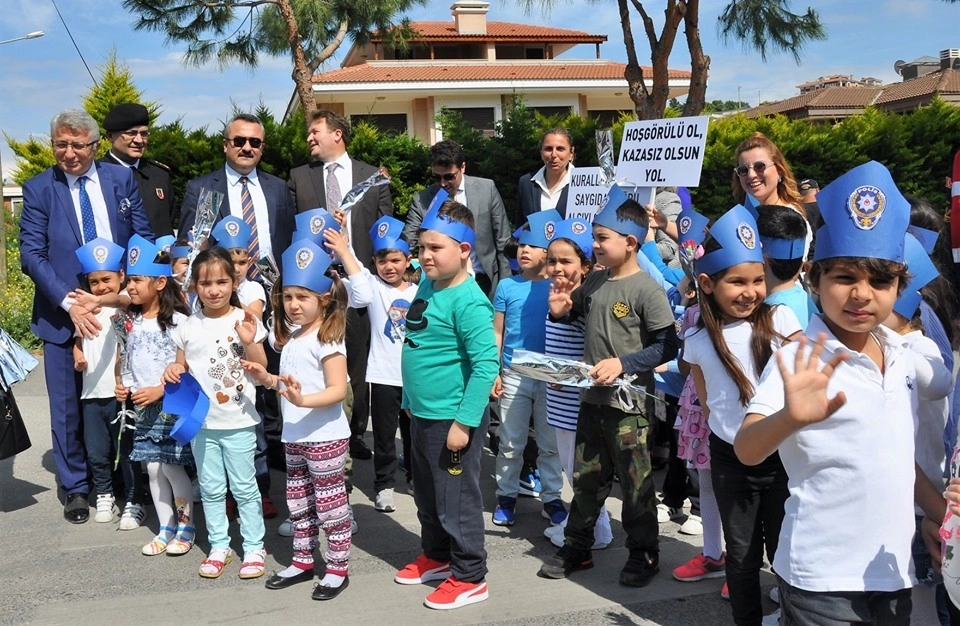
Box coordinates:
[101,103,176,235]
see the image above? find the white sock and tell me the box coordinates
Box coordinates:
[278,564,311,578]
[320,572,346,587]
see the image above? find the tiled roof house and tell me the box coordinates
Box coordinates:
[289,1,692,143]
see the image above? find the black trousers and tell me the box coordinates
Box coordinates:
[411,412,489,583]
[346,307,371,441]
[711,433,788,626]
[369,383,408,491]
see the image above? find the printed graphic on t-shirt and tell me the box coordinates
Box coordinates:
[404,298,429,349]
[384,298,411,343]
[208,335,247,405]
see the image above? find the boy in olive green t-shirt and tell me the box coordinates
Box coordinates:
[398,196,499,610]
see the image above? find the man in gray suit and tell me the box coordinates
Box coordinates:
[404,140,511,298]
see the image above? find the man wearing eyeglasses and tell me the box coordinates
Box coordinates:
[99,103,176,236]
[403,139,511,299]
[20,108,154,524]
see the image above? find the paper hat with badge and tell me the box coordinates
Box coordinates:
[813,161,910,263]
[419,188,476,248]
[170,232,193,260]
[293,207,341,254]
[155,235,176,253]
[211,216,252,251]
[164,372,210,445]
[592,183,647,241]
[281,239,335,295]
[893,227,939,319]
[695,205,763,276]
[126,234,171,277]
[519,209,562,249]
[551,217,593,259]
[676,205,710,282]
[76,237,125,274]
[370,215,410,255]
[759,226,806,261]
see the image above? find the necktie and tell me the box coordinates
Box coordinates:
[326,163,342,210]
[78,176,98,243]
[239,176,260,279]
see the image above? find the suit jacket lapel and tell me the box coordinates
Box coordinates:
[260,172,279,240]
[310,162,326,208]
[213,171,230,220]
[463,176,482,222]
[53,168,83,246]
[97,163,121,238]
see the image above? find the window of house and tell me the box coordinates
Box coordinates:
[531,105,572,119]
[350,113,408,135]
[449,107,496,136]
[590,109,632,128]
[525,47,545,60]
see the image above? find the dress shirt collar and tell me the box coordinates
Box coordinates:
[225,164,259,186]
[108,151,140,170]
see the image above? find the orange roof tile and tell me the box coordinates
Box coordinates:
[745,86,882,117]
[875,68,960,104]
[373,21,606,43]
[312,61,691,84]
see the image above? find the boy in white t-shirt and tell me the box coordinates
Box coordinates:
[735,162,948,625]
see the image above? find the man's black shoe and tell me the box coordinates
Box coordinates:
[538,546,593,579]
[620,549,660,587]
[349,439,373,460]
[63,493,90,524]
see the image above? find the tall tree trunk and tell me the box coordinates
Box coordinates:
[621,0,684,120]
[682,0,710,117]
[276,0,316,113]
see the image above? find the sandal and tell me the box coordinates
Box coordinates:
[199,548,234,579]
[239,549,267,579]
[166,523,196,556]
[141,526,175,556]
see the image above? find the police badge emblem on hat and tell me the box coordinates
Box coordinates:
[93,245,108,265]
[736,222,757,249]
[544,221,556,241]
[572,220,587,235]
[128,246,141,267]
[310,215,325,235]
[377,222,389,239]
[296,247,314,270]
[679,215,692,236]
[848,185,885,230]
[225,221,240,237]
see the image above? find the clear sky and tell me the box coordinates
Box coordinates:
[2,0,958,182]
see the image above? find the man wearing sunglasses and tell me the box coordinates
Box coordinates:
[403,139,511,299]
[288,109,393,462]
[99,103,176,236]
[20,108,154,524]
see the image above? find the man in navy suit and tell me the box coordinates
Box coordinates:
[178,113,296,516]
[20,109,154,523]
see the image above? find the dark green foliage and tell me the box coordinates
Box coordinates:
[718,0,827,63]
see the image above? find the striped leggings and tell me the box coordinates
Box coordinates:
[286,438,351,573]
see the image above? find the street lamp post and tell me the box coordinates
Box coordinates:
[0,30,45,287]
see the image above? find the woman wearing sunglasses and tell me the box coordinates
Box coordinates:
[516,128,576,226]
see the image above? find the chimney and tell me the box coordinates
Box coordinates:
[941,49,960,71]
[451,1,489,35]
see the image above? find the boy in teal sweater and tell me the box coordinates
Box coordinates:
[397,193,499,610]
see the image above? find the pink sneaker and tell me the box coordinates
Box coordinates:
[721,582,730,600]
[673,553,726,582]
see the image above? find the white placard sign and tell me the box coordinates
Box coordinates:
[566,167,655,222]
[615,116,709,187]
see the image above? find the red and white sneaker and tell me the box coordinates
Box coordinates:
[394,554,452,585]
[673,553,726,582]
[424,577,489,610]
[721,582,730,600]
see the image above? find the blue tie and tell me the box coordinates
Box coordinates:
[78,176,98,243]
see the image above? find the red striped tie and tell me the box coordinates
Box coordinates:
[240,176,260,279]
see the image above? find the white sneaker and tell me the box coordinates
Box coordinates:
[118,502,146,530]
[543,524,565,540]
[349,504,358,534]
[657,502,684,523]
[547,529,610,550]
[375,488,396,513]
[95,494,119,523]
[769,586,780,604]
[278,517,294,537]
[761,609,781,626]
[679,514,703,536]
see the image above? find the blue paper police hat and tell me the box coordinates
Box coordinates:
[294,208,341,254]
[696,205,764,276]
[760,234,806,261]
[907,225,939,255]
[743,193,760,219]
[813,161,910,263]
[155,235,176,253]
[520,209,562,249]
[370,216,409,255]
[677,187,692,211]
[551,217,593,259]
[211,216,252,251]
[509,226,523,272]
[894,230,939,319]
[75,237,124,274]
[164,373,210,445]
[592,184,647,241]
[126,234,171,277]
[282,239,334,295]
[676,206,710,248]
[170,244,191,260]
[420,188,477,248]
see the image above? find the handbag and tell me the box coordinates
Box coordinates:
[0,383,31,461]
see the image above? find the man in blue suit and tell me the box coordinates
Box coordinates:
[20,109,154,523]
[178,113,296,518]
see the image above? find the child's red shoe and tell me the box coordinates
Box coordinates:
[423,577,489,610]
[394,554,451,585]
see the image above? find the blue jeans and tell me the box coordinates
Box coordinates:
[82,397,141,502]
[193,427,264,553]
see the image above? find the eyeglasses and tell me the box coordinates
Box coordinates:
[734,161,773,177]
[120,129,150,139]
[431,170,460,183]
[52,140,99,152]
[228,136,263,149]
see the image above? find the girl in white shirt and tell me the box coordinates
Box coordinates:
[163,247,269,580]
[244,238,353,600]
[682,207,800,625]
